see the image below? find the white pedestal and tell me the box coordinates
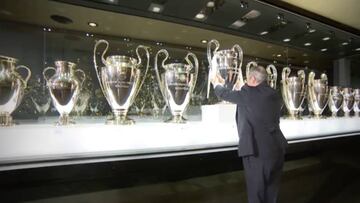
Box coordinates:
[201,104,237,123]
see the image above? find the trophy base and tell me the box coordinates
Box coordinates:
[0,113,14,127]
[56,115,75,126]
[311,114,327,119]
[165,115,187,124]
[106,116,135,125]
[283,114,302,120]
[355,112,360,117]
[344,112,351,117]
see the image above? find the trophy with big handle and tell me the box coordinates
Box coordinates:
[0,55,31,126]
[281,67,306,119]
[328,86,343,117]
[206,39,244,98]
[307,72,329,118]
[342,88,355,117]
[154,49,198,123]
[43,61,85,125]
[93,39,150,125]
[354,89,360,117]
[266,64,277,89]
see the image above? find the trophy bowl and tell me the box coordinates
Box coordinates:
[328,86,343,117]
[307,72,328,118]
[0,55,31,126]
[341,87,355,117]
[207,39,243,98]
[94,39,149,125]
[281,67,306,119]
[43,61,85,125]
[354,89,360,117]
[155,49,198,123]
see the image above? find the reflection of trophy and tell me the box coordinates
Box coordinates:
[341,88,354,117]
[154,49,198,123]
[43,61,85,125]
[0,55,31,126]
[266,64,277,89]
[328,86,343,117]
[73,91,90,116]
[246,61,257,82]
[307,72,328,118]
[354,89,360,117]
[281,67,306,119]
[93,39,150,124]
[206,39,243,98]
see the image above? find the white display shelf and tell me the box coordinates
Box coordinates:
[0,105,360,171]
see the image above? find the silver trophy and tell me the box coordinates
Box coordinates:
[43,61,85,125]
[154,49,198,123]
[246,61,258,82]
[307,72,328,118]
[328,86,343,117]
[206,39,243,98]
[266,64,277,89]
[0,55,31,126]
[341,87,355,117]
[281,67,306,119]
[353,89,360,117]
[93,39,150,125]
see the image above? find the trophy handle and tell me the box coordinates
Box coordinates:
[206,39,220,98]
[134,45,150,98]
[154,49,169,102]
[308,71,316,112]
[281,67,291,112]
[298,69,306,109]
[93,39,109,97]
[232,44,244,90]
[15,65,32,86]
[185,52,199,95]
[246,61,257,82]
[43,66,56,83]
[75,69,86,87]
[266,64,277,89]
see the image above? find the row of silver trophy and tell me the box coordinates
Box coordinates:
[1,39,360,126]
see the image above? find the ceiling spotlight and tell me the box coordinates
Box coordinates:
[240,1,248,8]
[276,54,282,57]
[259,31,268,35]
[86,33,94,37]
[201,39,208,44]
[355,48,360,51]
[88,22,98,27]
[207,1,215,7]
[283,38,291,42]
[43,28,52,32]
[123,38,131,42]
[229,19,246,29]
[342,42,349,46]
[322,37,331,41]
[309,28,316,33]
[321,48,328,52]
[304,42,312,46]
[156,42,163,46]
[195,13,206,20]
[148,3,164,13]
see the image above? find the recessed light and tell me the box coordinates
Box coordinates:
[259,31,268,35]
[156,42,163,46]
[283,38,291,42]
[304,42,312,46]
[322,37,331,41]
[86,33,94,37]
[207,1,215,7]
[321,48,327,52]
[148,3,164,13]
[88,22,98,27]
[355,48,360,51]
[276,54,282,57]
[309,28,316,33]
[201,39,208,44]
[195,13,206,20]
[342,42,349,46]
[123,38,131,42]
[242,10,261,20]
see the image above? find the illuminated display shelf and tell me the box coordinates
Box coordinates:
[0,105,360,171]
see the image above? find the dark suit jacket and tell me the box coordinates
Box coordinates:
[214,82,288,159]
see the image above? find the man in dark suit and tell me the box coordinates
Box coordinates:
[211,65,288,203]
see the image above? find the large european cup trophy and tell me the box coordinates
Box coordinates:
[206,39,243,98]
[43,61,85,125]
[266,64,277,89]
[354,89,360,117]
[0,55,31,126]
[154,49,198,123]
[93,39,150,125]
[281,67,306,119]
[307,72,328,118]
[328,86,343,117]
[341,87,354,117]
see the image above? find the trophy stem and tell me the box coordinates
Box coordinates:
[312,113,325,119]
[331,112,338,117]
[355,112,360,117]
[165,114,186,124]
[107,110,134,125]
[344,112,351,117]
[0,113,14,127]
[285,111,302,120]
[57,114,74,126]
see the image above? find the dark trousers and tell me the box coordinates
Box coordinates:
[242,155,284,203]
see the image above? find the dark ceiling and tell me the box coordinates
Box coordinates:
[55,0,360,60]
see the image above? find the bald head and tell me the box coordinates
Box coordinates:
[247,65,267,86]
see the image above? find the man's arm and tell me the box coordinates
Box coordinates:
[214,85,245,104]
